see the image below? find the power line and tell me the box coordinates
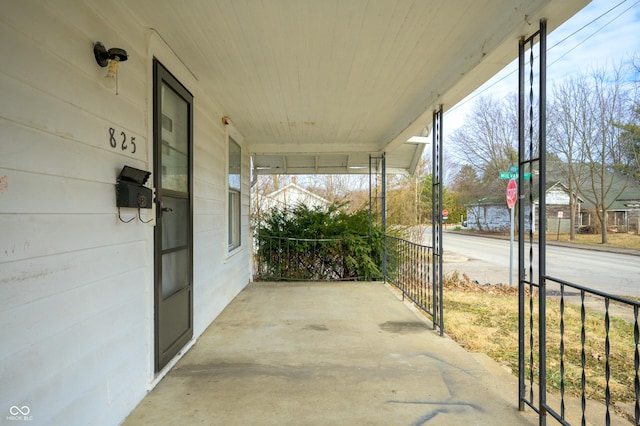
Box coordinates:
[446,0,639,115]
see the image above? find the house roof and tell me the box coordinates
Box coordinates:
[547,161,640,210]
[265,183,331,207]
[121,0,589,175]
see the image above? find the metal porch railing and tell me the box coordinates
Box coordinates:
[253,235,380,281]
[383,235,442,333]
[521,274,640,425]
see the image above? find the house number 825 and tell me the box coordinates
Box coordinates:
[108,127,136,154]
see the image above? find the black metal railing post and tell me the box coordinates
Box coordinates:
[518,33,526,413]
[538,18,548,426]
[432,105,444,336]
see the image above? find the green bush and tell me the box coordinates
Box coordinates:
[255,203,383,281]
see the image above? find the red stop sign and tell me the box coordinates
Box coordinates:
[506,178,517,209]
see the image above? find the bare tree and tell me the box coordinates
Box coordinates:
[578,66,634,243]
[449,95,519,181]
[615,54,640,183]
[449,165,484,229]
[548,75,592,240]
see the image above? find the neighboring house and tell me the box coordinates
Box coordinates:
[535,182,583,234]
[576,177,640,234]
[546,161,640,233]
[466,178,640,234]
[611,198,640,234]
[466,199,533,232]
[259,181,331,211]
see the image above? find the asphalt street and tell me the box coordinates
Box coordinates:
[429,230,640,298]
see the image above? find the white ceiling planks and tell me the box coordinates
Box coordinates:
[119,0,589,174]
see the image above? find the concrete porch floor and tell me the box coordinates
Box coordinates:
[123,282,536,425]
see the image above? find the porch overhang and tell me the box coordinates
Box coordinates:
[122,0,590,175]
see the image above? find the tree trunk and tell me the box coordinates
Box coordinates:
[600,209,608,244]
[569,193,577,241]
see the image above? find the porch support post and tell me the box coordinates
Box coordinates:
[369,154,376,241]
[382,153,386,235]
[432,105,444,336]
[517,18,548,423]
[381,153,387,278]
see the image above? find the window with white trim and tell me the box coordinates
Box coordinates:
[228,137,241,250]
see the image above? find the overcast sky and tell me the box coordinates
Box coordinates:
[444,0,640,134]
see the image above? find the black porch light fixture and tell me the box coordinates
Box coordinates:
[93,41,128,94]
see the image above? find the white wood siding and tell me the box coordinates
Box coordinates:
[0,2,250,424]
[467,205,533,233]
[547,188,571,205]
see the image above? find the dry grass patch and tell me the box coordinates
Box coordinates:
[443,271,638,419]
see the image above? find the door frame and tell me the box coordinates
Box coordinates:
[152,58,194,372]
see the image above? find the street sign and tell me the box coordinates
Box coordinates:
[442,209,449,220]
[509,165,518,173]
[506,178,517,209]
[499,172,532,180]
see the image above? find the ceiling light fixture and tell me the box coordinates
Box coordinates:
[406,136,431,144]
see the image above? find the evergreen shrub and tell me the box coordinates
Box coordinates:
[255,203,383,281]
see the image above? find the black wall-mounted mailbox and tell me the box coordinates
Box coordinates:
[116,166,152,209]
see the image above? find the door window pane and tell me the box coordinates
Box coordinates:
[161,83,189,192]
[162,197,189,250]
[161,249,189,298]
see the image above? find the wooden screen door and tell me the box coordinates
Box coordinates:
[153,59,193,372]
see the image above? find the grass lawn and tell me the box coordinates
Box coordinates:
[552,232,640,250]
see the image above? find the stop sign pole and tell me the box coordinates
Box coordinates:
[507,179,517,286]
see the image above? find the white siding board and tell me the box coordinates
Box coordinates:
[2,294,147,426]
[0,169,119,214]
[0,120,147,181]
[193,271,244,337]
[194,197,218,217]
[194,228,218,245]
[0,74,147,163]
[0,268,145,359]
[193,213,216,235]
[0,0,149,113]
[0,23,146,137]
[54,301,146,425]
[0,213,148,263]
[194,178,225,201]
[193,154,225,185]
[0,242,146,311]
